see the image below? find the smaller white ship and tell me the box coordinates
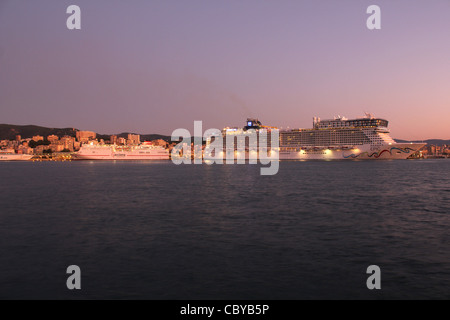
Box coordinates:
[76,142,170,160]
[0,150,33,161]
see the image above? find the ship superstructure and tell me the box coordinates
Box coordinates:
[279,114,425,159]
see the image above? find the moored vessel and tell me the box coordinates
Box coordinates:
[75,142,169,160]
[0,150,33,161]
[214,114,426,160]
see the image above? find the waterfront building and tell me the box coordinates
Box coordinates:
[127,134,140,145]
[76,131,96,142]
[47,135,59,143]
[110,135,118,145]
[118,137,126,145]
[152,139,168,147]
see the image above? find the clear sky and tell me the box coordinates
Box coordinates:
[1,0,449,139]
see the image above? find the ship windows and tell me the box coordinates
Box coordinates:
[280,128,371,147]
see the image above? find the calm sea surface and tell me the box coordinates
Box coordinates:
[0,160,449,299]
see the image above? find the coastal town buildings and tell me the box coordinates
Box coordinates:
[76,131,96,142]
[32,135,44,142]
[127,134,140,146]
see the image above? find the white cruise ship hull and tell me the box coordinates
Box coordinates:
[75,144,170,160]
[76,154,169,160]
[278,143,426,160]
[0,154,33,161]
[206,143,425,161]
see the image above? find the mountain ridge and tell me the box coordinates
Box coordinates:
[0,124,172,142]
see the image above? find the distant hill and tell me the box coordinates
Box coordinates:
[0,124,172,142]
[0,124,77,140]
[395,139,450,146]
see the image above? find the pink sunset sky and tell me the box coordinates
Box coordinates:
[0,0,449,140]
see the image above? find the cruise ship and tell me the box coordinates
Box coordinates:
[0,150,33,161]
[218,114,425,160]
[76,142,169,160]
